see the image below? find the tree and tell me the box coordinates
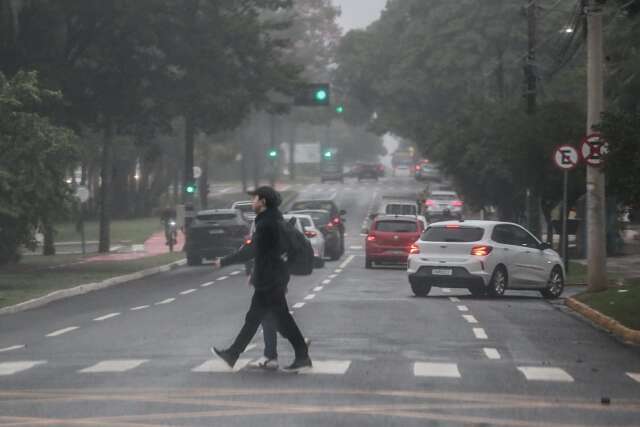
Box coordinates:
[0,71,77,265]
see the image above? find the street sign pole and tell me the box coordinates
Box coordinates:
[561,170,569,270]
[553,144,579,270]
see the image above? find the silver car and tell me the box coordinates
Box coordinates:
[284,213,326,268]
[424,190,464,221]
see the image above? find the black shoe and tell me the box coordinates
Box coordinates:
[211,346,238,368]
[282,356,312,373]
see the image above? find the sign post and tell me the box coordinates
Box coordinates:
[553,145,579,269]
[75,186,90,255]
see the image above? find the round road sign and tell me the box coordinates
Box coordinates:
[553,145,579,171]
[580,133,609,167]
[193,166,202,179]
[75,186,90,203]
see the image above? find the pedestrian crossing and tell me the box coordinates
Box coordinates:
[1,358,638,385]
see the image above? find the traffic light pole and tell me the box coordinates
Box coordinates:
[269,113,276,187]
[585,0,607,292]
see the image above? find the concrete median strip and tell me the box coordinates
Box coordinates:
[566,297,640,345]
[0,259,186,316]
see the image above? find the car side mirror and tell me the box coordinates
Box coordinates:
[340,210,347,216]
[538,242,551,251]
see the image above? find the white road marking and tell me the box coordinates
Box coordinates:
[627,372,640,383]
[201,281,215,288]
[414,362,461,378]
[473,328,488,340]
[217,276,229,281]
[339,255,355,269]
[350,246,363,250]
[462,315,478,324]
[449,297,460,302]
[155,298,175,305]
[180,289,197,295]
[93,313,121,322]
[334,269,343,273]
[130,305,150,311]
[457,305,469,312]
[442,288,452,293]
[0,345,25,353]
[244,344,257,353]
[79,360,147,373]
[304,294,316,300]
[328,274,338,279]
[483,348,501,360]
[0,361,46,376]
[292,302,305,309]
[322,279,331,285]
[313,286,324,292]
[517,367,574,382]
[192,359,250,373]
[46,327,79,337]
[300,360,351,375]
[230,271,241,276]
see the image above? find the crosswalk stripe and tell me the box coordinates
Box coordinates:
[300,360,351,375]
[414,362,461,378]
[93,313,120,322]
[0,361,46,376]
[192,359,251,373]
[627,372,640,383]
[0,345,25,353]
[46,327,78,337]
[462,315,478,324]
[473,328,488,339]
[457,305,469,312]
[442,288,452,293]
[79,360,148,373]
[449,297,461,302]
[517,367,574,382]
[483,348,501,360]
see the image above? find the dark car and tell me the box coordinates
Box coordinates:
[289,209,342,260]
[356,162,380,181]
[185,209,250,266]
[289,199,346,257]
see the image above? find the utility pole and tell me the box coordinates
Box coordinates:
[585,0,608,292]
[524,0,539,235]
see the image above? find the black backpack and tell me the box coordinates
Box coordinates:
[279,217,314,276]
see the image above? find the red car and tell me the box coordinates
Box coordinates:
[365,215,424,269]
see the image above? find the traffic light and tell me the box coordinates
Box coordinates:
[294,83,330,106]
[184,181,196,195]
[323,150,333,159]
[268,149,278,159]
[335,105,344,114]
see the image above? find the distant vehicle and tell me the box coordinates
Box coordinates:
[407,221,565,299]
[375,162,385,177]
[356,162,380,181]
[320,148,343,183]
[186,209,250,266]
[391,150,415,177]
[415,163,441,182]
[382,200,420,216]
[289,210,342,260]
[365,215,423,269]
[231,200,255,222]
[424,190,464,221]
[289,198,346,254]
[284,213,326,268]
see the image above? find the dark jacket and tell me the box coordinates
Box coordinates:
[221,207,289,291]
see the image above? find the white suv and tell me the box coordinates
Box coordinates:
[407,220,565,299]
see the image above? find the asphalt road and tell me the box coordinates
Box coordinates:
[1,176,639,427]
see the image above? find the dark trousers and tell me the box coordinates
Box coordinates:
[262,313,278,360]
[229,287,308,360]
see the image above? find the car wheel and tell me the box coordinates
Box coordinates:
[187,254,202,266]
[365,258,373,269]
[410,281,431,297]
[329,245,341,261]
[314,257,325,268]
[468,286,486,298]
[488,266,507,297]
[541,266,564,299]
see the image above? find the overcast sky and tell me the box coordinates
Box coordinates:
[334,0,387,32]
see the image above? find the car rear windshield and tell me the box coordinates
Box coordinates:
[304,212,330,227]
[297,217,312,228]
[291,202,335,213]
[197,213,237,221]
[385,204,417,215]
[375,221,418,233]
[430,194,457,201]
[422,226,484,242]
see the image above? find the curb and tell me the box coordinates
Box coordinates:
[566,297,640,345]
[0,259,186,316]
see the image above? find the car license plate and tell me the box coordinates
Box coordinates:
[209,229,224,235]
[432,268,453,276]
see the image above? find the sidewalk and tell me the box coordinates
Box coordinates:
[85,231,185,262]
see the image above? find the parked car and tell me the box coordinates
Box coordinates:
[365,215,423,269]
[289,209,342,260]
[356,162,380,181]
[231,200,256,222]
[424,190,464,221]
[284,213,326,268]
[289,199,346,254]
[407,220,565,299]
[185,209,250,266]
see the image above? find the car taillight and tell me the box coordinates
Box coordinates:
[305,230,317,238]
[451,200,463,207]
[332,217,341,225]
[425,199,435,206]
[367,235,376,242]
[244,239,252,245]
[471,245,493,256]
[409,243,420,254]
[415,165,421,171]
[445,224,460,228]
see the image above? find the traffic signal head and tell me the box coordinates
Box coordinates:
[324,150,333,159]
[185,182,196,194]
[268,149,278,159]
[294,83,330,106]
[336,105,344,114]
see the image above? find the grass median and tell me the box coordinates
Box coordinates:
[574,280,640,330]
[55,217,164,244]
[0,252,184,309]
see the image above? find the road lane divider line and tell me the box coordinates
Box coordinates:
[155,298,175,306]
[0,345,25,353]
[626,373,640,383]
[449,297,461,302]
[0,361,46,376]
[292,303,305,309]
[79,359,148,373]
[180,289,197,295]
[473,328,488,340]
[462,315,478,324]
[339,255,355,270]
[413,362,461,378]
[483,348,501,360]
[517,367,574,382]
[322,279,331,285]
[328,274,338,279]
[93,313,121,322]
[304,294,315,300]
[130,305,150,311]
[334,269,343,273]
[46,327,79,337]
[457,305,469,312]
[217,276,229,281]
[200,281,215,288]
[230,271,242,276]
[313,286,323,292]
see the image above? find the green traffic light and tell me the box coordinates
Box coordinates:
[268,150,278,158]
[336,105,344,114]
[315,89,328,102]
[324,151,332,159]
[185,184,196,194]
